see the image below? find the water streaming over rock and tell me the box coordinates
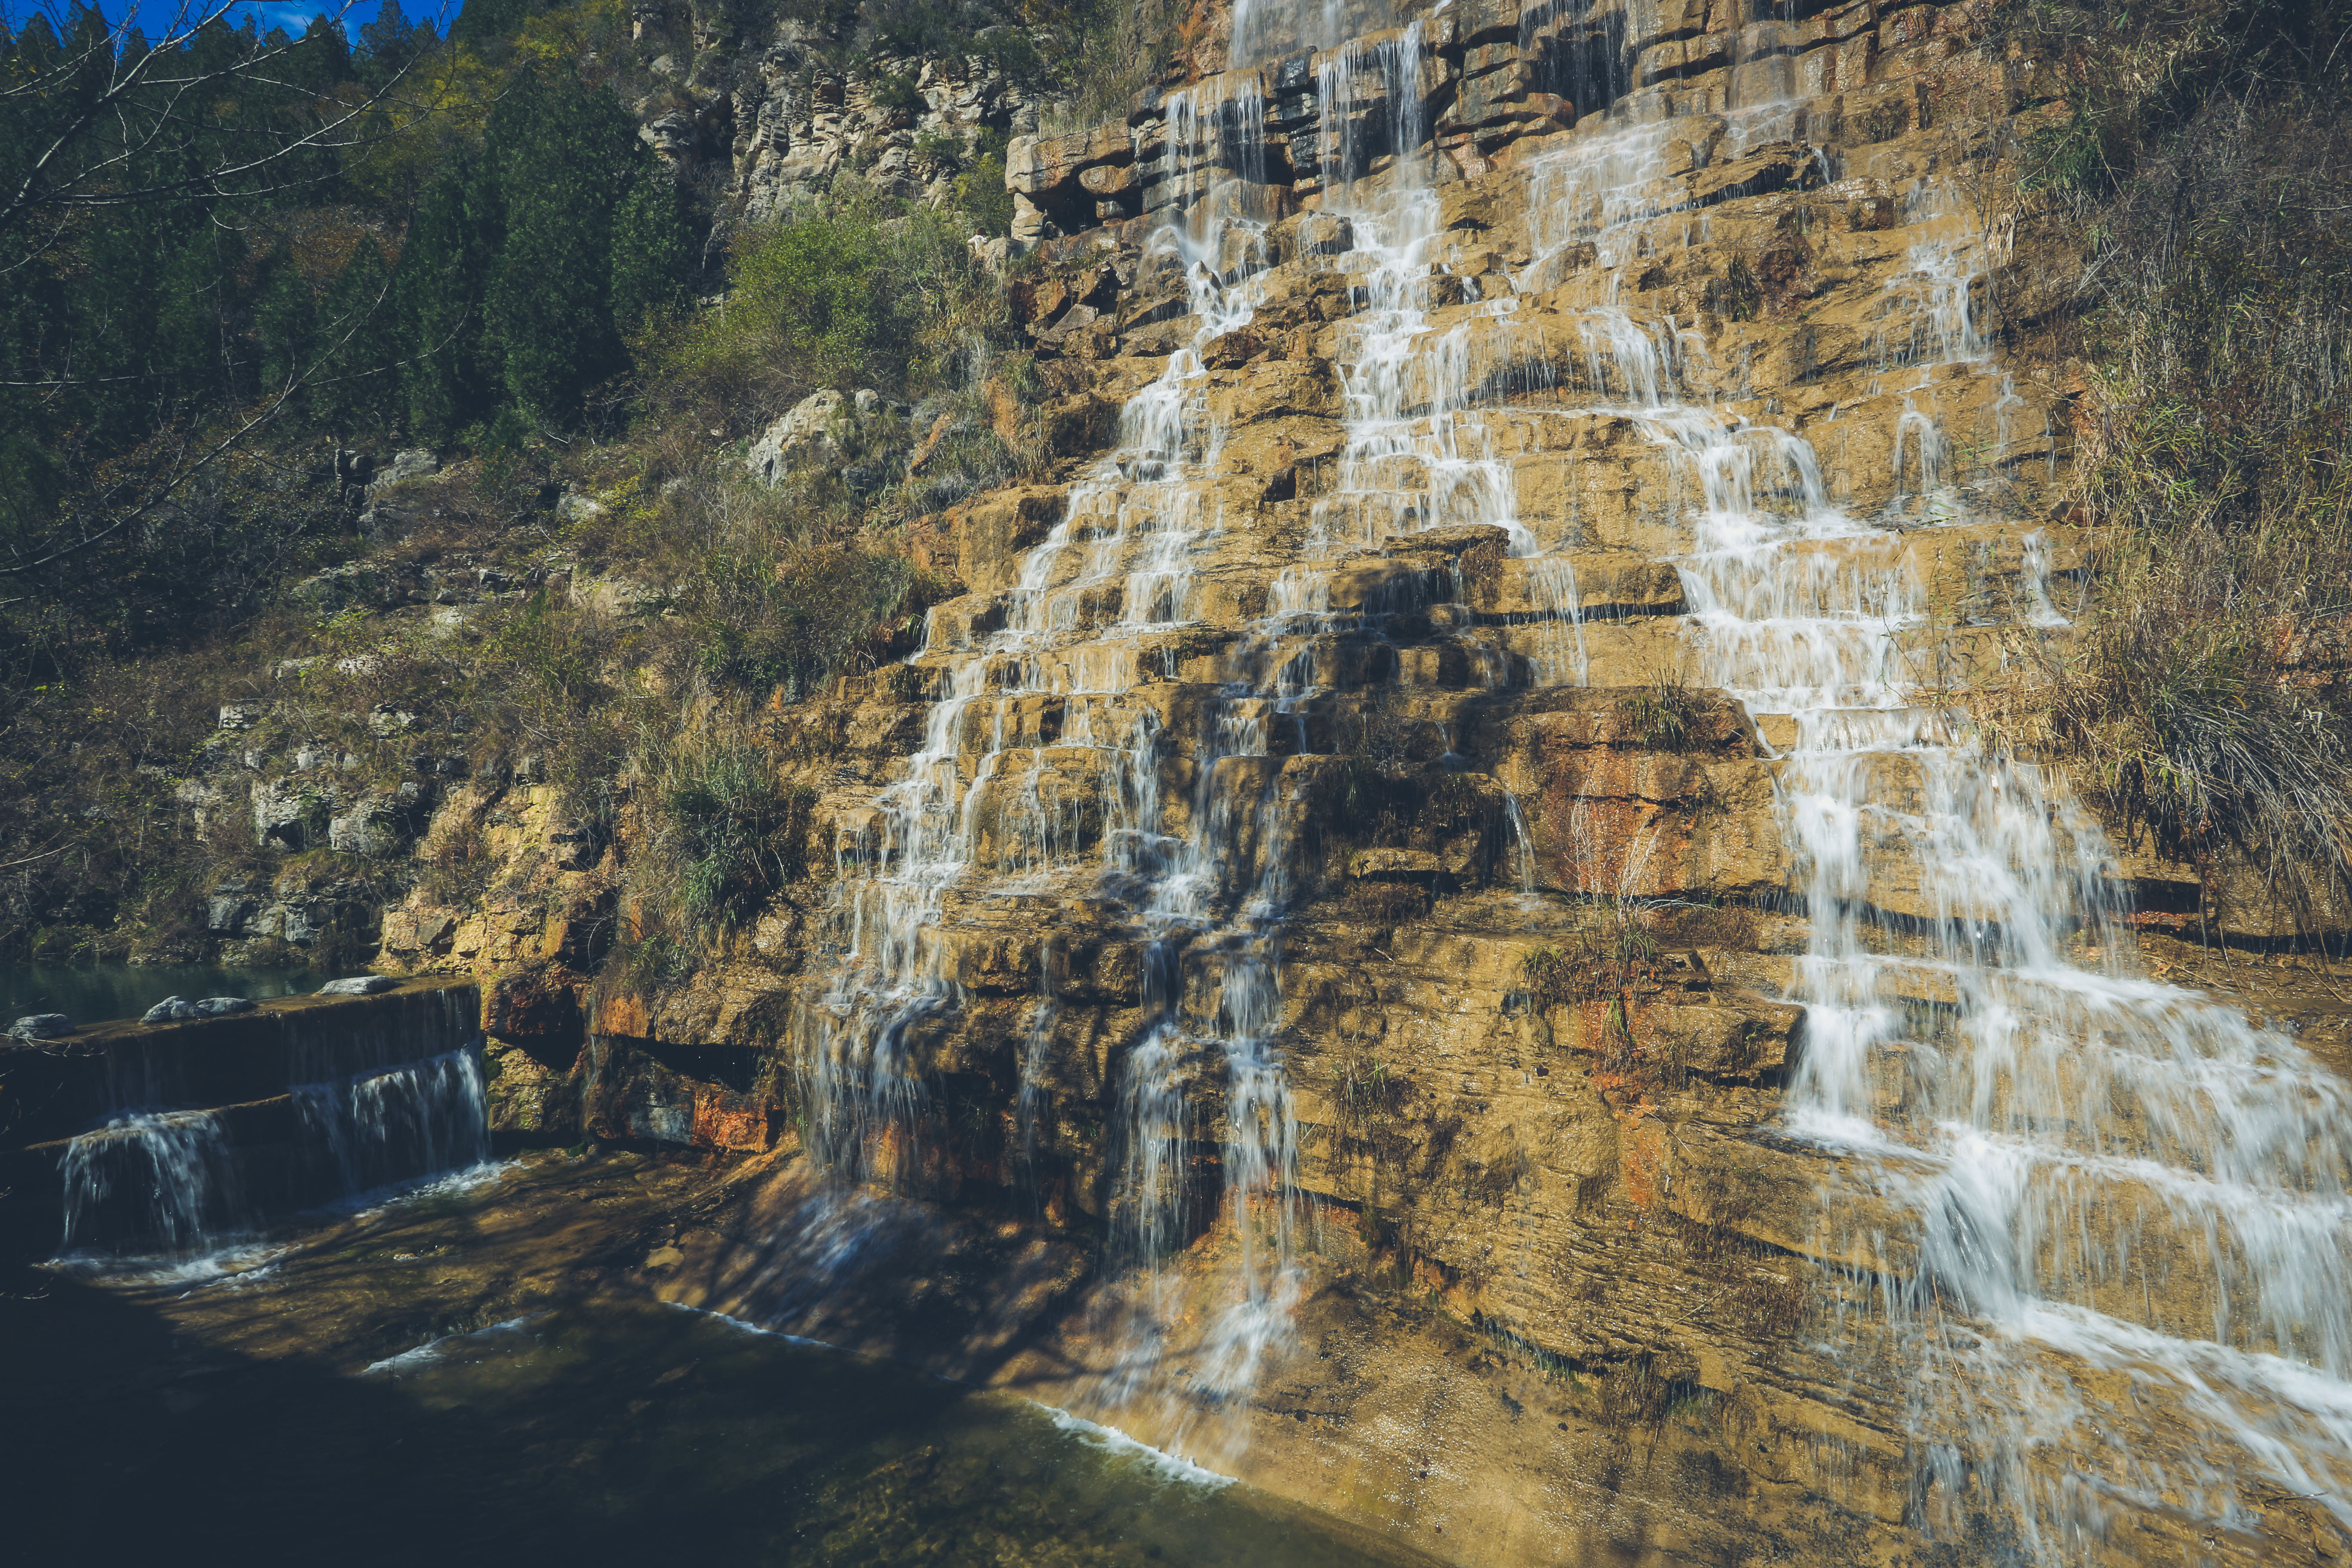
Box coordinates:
[1488,102,2352,1558]
[293,1047,494,1201]
[58,1109,243,1256]
[56,1044,490,1259]
[794,5,2352,1535]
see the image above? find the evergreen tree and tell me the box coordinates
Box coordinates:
[318,239,404,433]
[449,0,555,51]
[253,254,320,407]
[396,152,502,439]
[611,156,695,335]
[150,227,238,416]
[354,0,437,90]
[482,68,642,423]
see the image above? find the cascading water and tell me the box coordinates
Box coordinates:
[798,46,1328,1456]
[798,6,2352,1529]
[1486,98,2352,1559]
[56,1045,490,1259]
[797,10,1567,1462]
[58,1110,242,1257]
[293,1047,493,1200]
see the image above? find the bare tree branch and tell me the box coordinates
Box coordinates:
[1,0,455,263]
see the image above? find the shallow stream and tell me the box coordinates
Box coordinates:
[357,1298,1435,1566]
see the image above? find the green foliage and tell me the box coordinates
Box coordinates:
[870,66,922,113]
[713,210,892,391]
[957,142,1015,238]
[646,190,1011,439]
[1618,671,1700,750]
[0,15,702,635]
[398,150,505,438]
[1717,254,1761,323]
[1035,0,1187,132]
[657,744,816,925]
[482,67,660,422]
[611,159,697,331]
[2005,0,2352,937]
[451,0,567,51]
[689,539,918,699]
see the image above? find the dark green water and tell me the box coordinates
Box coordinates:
[0,962,318,1026]
[359,1300,1432,1567]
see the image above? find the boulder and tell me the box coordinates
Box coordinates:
[292,564,392,615]
[140,996,255,1024]
[746,388,894,485]
[329,799,408,856]
[251,778,339,848]
[1296,212,1354,255]
[368,449,438,492]
[318,975,397,996]
[8,1013,70,1040]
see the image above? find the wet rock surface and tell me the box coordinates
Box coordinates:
[1,1154,1449,1567]
[63,0,2346,1562]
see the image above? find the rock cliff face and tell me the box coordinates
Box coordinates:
[623,0,1057,223]
[372,2,2352,1562]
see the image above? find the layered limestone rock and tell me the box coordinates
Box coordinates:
[621,0,1057,223]
[361,2,2352,1564]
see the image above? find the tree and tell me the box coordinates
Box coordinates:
[396,149,501,439]
[1,0,436,263]
[0,0,447,586]
[484,67,637,421]
[611,156,695,334]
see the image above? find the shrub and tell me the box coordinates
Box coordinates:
[655,742,816,927]
[1997,0,2352,935]
[870,67,923,114]
[1617,671,1699,750]
[644,189,1013,442]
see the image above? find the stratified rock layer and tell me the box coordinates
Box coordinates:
[366,3,2352,1565]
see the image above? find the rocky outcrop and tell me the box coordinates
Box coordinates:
[336,1,2350,1564]
[620,0,1058,224]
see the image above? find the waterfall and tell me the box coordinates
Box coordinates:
[56,1045,490,1259]
[791,7,2352,1525]
[799,24,1318,1452]
[1484,103,2352,1556]
[293,1047,493,1200]
[58,1110,241,1257]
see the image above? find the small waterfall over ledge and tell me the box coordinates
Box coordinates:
[4,981,491,1262]
[1495,104,2352,1563]
[795,15,1474,1464]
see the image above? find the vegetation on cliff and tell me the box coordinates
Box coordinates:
[9,0,2352,975]
[0,0,1093,964]
[2007,0,2352,931]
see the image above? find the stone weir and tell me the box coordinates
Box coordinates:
[0,979,485,1260]
[386,0,2352,1562]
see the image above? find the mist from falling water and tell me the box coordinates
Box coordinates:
[1495,105,2352,1558]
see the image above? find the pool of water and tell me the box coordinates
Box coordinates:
[0,962,320,1026]
[10,1280,1437,1567]
[348,1300,1435,1566]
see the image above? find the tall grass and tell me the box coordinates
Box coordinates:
[2004,0,2352,936]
